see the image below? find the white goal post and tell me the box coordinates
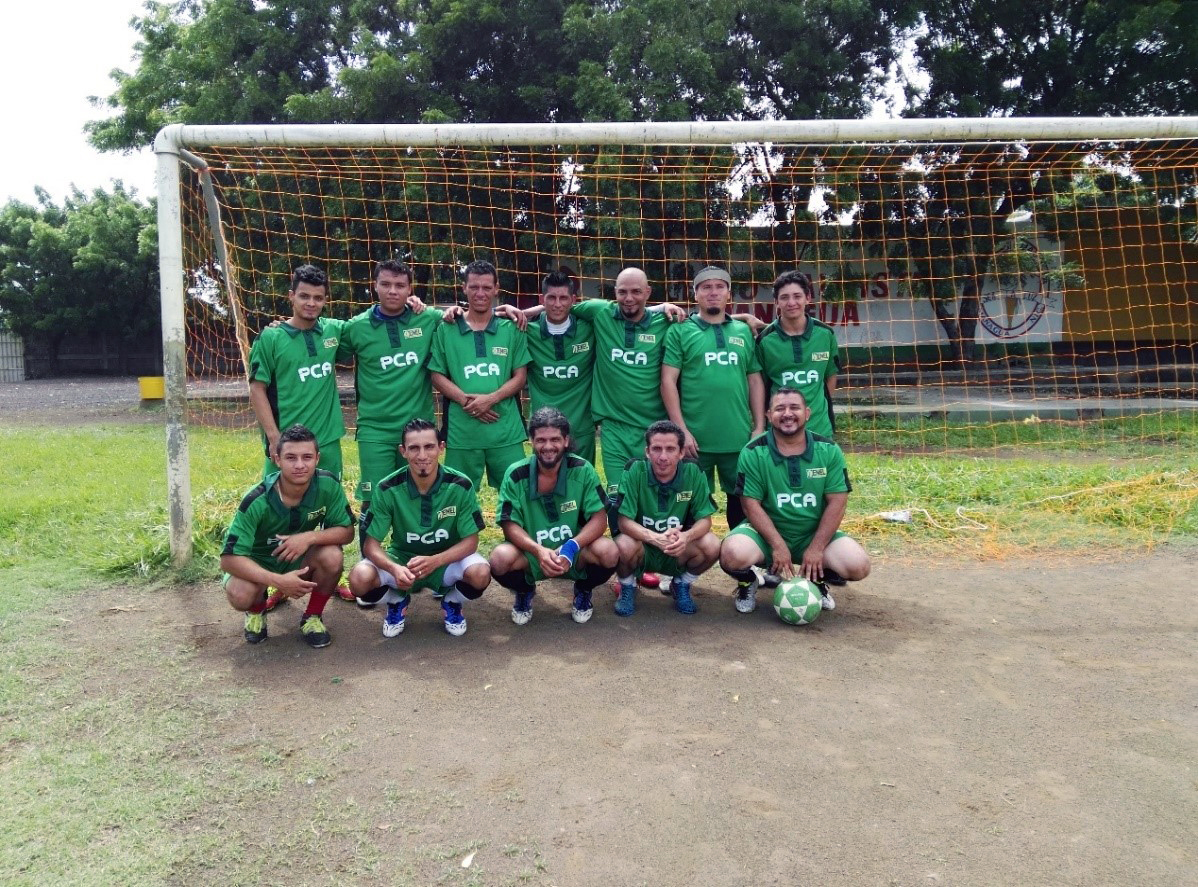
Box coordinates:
[155,117,1198,565]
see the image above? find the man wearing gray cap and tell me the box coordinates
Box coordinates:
[661,266,765,531]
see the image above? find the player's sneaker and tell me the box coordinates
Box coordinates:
[670,578,697,615]
[511,590,535,626]
[614,582,636,617]
[571,586,594,624]
[262,589,284,612]
[335,582,355,602]
[442,599,467,637]
[640,572,661,590]
[817,583,836,611]
[383,597,409,637]
[733,578,759,614]
[299,614,331,648]
[243,611,268,644]
[759,568,782,589]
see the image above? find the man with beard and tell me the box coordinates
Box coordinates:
[610,420,722,616]
[661,266,766,531]
[754,270,841,440]
[429,260,531,491]
[718,388,871,614]
[489,407,618,626]
[221,424,355,648]
[348,418,490,638]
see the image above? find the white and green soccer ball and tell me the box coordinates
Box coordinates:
[773,578,822,626]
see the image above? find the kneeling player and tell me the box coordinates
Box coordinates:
[611,420,721,616]
[490,407,618,625]
[719,388,870,613]
[221,425,355,648]
[348,419,490,637]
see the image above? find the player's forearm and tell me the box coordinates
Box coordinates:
[809,493,848,549]
[500,520,542,556]
[748,373,766,432]
[220,554,281,588]
[491,367,527,404]
[659,370,686,429]
[430,372,469,406]
[248,382,279,439]
[826,374,838,397]
[363,536,403,577]
[309,525,354,548]
[572,511,609,548]
[617,514,655,544]
[522,304,546,320]
[684,517,712,544]
[731,312,766,334]
[742,497,788,553]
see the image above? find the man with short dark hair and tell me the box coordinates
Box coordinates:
[489,407,618,626]
[754,270,841,439]
[719,388,870,614]
[221,424,355,648]
[610,420,721,616]
[348,418,490,638]
[661,265,766,531]
[429,260,531,491]
[525,269,597,464]
[248,264,346,479]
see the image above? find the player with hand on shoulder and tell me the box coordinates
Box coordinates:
[348,418,490,638]
[220,424,355,648]
[610,420,721,616]
[719,388,870,614]
[489,408,618,626]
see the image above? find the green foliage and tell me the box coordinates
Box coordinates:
[0,186,158,356]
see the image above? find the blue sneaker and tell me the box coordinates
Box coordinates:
[671,578,697,615]
[511,589,535,625]
[442,599,467,637]
[383,596,409,638]
[571,586,594,624]
[614,582,636,617]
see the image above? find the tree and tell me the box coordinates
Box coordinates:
[0,187,159,373]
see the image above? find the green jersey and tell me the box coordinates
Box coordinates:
[428,314,532,449]
[755,319,841,438]
[221,470,354,570]
[248,318,345,447]
[362,465,485,562]
[614,457,717,534]
[337,305,443,441]
[525,314,596,436]
[571,299,673,429]
[734,430,851,543]
[663,315,761,453]
[496,454,607,549]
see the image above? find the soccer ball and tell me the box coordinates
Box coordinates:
[773,578,822,626]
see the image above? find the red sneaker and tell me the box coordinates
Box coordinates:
[263,589,284,612]
[336,582,356,602]
[640,572,661,590]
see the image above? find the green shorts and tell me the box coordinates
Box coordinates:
[697,450,739,496]
[261,439,343,482]
[725,523,845,565]
[635,545,684,577]
[524,554,589,585]
[598,420,648,494]
[356,437,405,502]
[220,553,303,589]
[570,430,597,468]
[446,443,527,492]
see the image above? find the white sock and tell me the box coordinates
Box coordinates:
[443,588,466,604]
[679,571,699,585]
[617,574,636,587]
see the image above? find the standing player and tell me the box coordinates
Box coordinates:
[336,259,443,508]
[524,269,597,465]
[429,260,531,491]
[348,419,490,637]
[754,270,841,439]
[719,387,870,613]
[248,264,345,479]
[489,408,618,626]
[661,266,766,531]
[611,420,722,616]
[221,425,355,648]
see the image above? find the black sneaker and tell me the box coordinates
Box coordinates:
[299,614,331,648]
[243,611,268,644]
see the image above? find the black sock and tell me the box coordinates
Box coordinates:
[576,562,615,592]
[822,567,847,586]
[721,565,756,583]
[495,569,535,595]
[455,579,486,600]
[358,584,388,604]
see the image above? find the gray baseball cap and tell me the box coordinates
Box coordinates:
[692,266,731,288]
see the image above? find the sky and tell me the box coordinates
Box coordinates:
[1,1,156,206]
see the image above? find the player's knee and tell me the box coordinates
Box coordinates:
[488,543,519,574]
[225,579,264,612]
[462,563,491,593]
[347,560,377,594]
[308,544,344,575]
[590,537,619,568]
[696,532,721,562]
[719,536,757,571]
[615,533,642,561]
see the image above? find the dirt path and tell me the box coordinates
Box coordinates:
[107,548,1195,886]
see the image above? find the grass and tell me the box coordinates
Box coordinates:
[0,416,1196,883]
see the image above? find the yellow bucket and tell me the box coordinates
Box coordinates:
[138,376,165,400]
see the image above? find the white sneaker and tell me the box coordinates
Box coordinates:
[734,579,759,613]
[382,598,407,637]
[511,590,534,626]
[820,588,836,611]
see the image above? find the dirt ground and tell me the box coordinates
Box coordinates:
[10,378,1198,885]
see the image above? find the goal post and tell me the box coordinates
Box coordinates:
[155,117,1198,565]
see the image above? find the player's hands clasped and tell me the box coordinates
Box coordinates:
[462,393,500,422]
[659,529,687,558]
[389,563,417,589]
[535,545,570,578]
[406,555,437,581]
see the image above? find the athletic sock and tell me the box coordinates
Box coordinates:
[721,565,757,583]
[247,596,269,615]
[357,584,388,604]
[577,563,615,592]
[303,590,331,619]
[617,573,636,587]
[442,588,467,604]
[453,579,486,600]
[495,569,535,595]
[679,571,699,585]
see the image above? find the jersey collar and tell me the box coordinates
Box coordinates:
[690,313,732,330]
[370,304,413,325]
[770,318,813,340]
[405,465,444,498]
[538,314,579,338]
[454,313,500,335]
[280,319,326,337]
[611,303,653,330]
[765,428,814,463]
[264,471,320,515]
[644,459,682,492]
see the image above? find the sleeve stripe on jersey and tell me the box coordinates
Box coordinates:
[237,482,270,514]
[221,534,239,556]
[471,510,486,531]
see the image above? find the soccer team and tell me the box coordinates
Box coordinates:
[220,260,871,647]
